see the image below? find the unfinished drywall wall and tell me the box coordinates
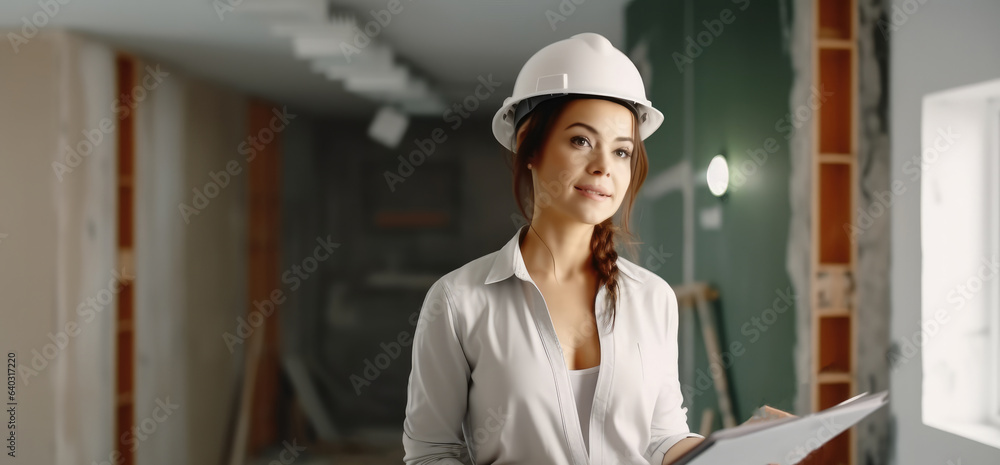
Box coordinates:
[52,31,121,465]
[785,0,815,421]
[855,1,892,464]
[134,58,249,465]
[0,28,251,465]
[0,30,118,465]
[888,0,1000,463]
[132,56,190,465]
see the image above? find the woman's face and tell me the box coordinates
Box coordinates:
[523,98,635,226]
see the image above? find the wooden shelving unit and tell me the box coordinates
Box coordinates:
[114,54,137,465]
[809,0,857,463]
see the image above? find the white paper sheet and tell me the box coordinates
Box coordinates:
[673,390,889,465]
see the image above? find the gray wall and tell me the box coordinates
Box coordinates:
[888,0,1000,463]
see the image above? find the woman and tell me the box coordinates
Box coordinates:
[402,33,705,465]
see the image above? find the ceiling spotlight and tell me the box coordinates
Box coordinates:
[367,106,409,149]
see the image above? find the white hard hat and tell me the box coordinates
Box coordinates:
[491,32,664,152]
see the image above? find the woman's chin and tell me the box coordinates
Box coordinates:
[565,210,615,227]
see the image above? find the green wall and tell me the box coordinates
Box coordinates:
[626,0,797,432]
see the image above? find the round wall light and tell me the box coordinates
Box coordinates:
[706,154,729,197]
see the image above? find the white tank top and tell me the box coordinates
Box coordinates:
[568,365,600,454]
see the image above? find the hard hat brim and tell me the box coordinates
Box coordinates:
[492,91,664,153]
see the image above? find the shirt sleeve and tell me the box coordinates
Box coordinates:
[643,284,705,465]
[402,279,473,465]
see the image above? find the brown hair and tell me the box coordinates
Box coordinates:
[503,95,649,331]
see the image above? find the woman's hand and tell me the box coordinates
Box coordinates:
[742,405,797,426]
[662,407,797,465]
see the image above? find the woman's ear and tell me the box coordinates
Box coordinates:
[514,118,530,151]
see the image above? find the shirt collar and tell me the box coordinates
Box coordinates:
[484,224,646,285]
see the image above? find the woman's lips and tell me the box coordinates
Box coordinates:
[574,186,611,201]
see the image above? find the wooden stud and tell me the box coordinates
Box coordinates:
[114,52,137,465]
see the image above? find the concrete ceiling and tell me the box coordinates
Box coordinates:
[1,0,629,118]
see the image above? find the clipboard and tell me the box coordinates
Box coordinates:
[671,390,889,465]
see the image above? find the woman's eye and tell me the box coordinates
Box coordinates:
[570,136,630,158]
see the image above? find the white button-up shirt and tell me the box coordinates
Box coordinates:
[402,224,703,465]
